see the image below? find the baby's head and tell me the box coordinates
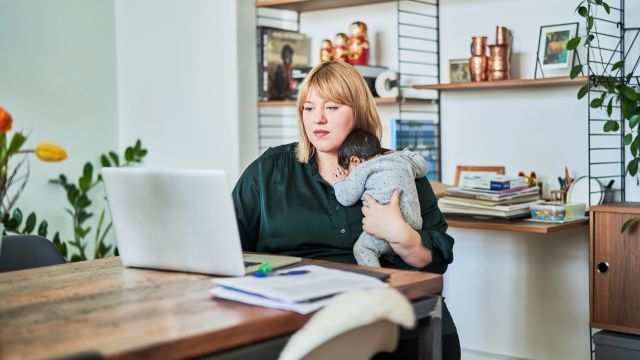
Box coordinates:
[338,129,383,171]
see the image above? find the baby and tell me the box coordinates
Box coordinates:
[332,129,428,267]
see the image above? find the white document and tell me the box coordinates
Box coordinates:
[209,287,330,314]
[210,264,387,311]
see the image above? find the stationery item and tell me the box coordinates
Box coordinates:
[210,265,388,314]
[567,176,604,209]
[565,166,572,189]
[529,202,586,222]
[253,269,310,278]
[461,174,527,191]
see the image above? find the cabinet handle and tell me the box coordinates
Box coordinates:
[597,261,609,274]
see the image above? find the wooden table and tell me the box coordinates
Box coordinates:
[0,257,443,360]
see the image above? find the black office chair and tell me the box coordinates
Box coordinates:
[0,234,66,272]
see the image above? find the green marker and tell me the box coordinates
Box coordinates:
[257,262,272,274]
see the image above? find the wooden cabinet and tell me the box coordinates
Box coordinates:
[590,203,640,335]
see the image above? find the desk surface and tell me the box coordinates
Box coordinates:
[0,257,442,360]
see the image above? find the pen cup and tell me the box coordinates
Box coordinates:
[550,189,567,203]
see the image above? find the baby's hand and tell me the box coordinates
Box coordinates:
[334,167,349,181]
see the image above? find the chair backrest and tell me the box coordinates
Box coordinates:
[279,288,416,360]
[0,235,66,272]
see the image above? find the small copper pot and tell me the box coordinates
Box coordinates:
[471,36,488,56]
[470,55,488,82]
[488,70,509,81]
[496,26,510,45]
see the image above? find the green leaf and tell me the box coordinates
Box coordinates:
[83,162,94,182]
[621,217,639,233]
[70,254,82,262]
[588,16,594,30]
[38,220,48,237]
[23,212,36,234]
[631,142,638,157]
[611,60,624,71]
[594,0,602,4]
[603,120,620,132]
[12,208,23,228]
[624,133,633,146]
[607,98,613,117]
[135,139,142,151]
[570,64,583,79]
[577,84,589,99]
[629,114,640,129]
[67,186,79,204]
[100,154,111,168]
[7,132,27,155]
[627,158,639,176]
[578,5,588,17]
[603,2,611,13]
[617,84,639,101]
[623,98,636,119]
[566,37,581,51]
[124,147,134,162]
[109,151,120,167]
[591,98,604,108]
[79,176,91,193]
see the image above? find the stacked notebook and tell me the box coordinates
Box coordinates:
[439,175,542,219]
[209,264,387,314]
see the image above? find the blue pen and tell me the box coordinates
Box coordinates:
[253,270,310,278]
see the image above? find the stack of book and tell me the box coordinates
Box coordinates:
[439,175,542,219]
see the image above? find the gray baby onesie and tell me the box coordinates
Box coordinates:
[332,149,428,267]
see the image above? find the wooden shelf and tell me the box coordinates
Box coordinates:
[257,97,401,107]
[256,0,395,12]
[413,76,588,91]
[446,217,589,234]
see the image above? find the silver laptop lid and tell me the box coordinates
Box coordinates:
[102,168,246,276]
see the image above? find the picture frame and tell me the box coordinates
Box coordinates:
[449,58,470,83]
[454,165,505,187]
[534,22,580,78]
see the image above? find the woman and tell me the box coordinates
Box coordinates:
[233,61,460,359]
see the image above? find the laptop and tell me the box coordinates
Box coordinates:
[102,168,300,276]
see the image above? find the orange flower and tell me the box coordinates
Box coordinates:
[35,143,68,162]
[0,107,12,133]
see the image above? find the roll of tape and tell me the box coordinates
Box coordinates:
[375,71,399,98]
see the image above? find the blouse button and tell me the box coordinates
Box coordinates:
[340,229,346,234]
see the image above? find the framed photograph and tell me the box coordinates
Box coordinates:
[454,165,505,187]
[449,58,470,83]
[535,23,579,77]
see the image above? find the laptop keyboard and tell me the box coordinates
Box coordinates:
[244,261,261,268]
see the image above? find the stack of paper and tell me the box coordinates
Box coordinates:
[209,264,387,314]
[439,175,542,219]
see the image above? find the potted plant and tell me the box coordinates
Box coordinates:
[0,107,67,253]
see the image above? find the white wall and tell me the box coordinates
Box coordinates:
[115,0,244,183]
[0,0,118,250]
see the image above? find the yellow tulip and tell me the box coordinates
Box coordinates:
[35,143,68,162]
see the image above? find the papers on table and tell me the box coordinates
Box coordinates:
[209,264,388,314]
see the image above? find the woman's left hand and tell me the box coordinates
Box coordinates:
[362,191,432,268]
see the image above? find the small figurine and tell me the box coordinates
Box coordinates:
[347,21,369,65]
[333,33,349,62]
[320,39,334,62]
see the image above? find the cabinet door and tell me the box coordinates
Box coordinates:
[592,211,640,334]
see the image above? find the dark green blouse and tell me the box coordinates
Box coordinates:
[232,143,457,335]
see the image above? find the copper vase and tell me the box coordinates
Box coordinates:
[469,36,488,81]
[488,44,510,80]
[470,55,488,82]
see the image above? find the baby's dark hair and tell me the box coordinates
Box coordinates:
[338,129,384,169]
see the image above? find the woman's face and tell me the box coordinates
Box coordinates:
[302,89,354,156]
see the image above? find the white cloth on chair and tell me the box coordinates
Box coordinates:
[279,287,416,360]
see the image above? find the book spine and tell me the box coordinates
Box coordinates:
[489,179,527,190]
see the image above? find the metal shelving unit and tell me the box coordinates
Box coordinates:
[254,0,442,180]
[586,0,640,207]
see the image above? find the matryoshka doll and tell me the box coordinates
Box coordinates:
[333,33,349,62]
[347,21,369,65]
[320,39,333,62]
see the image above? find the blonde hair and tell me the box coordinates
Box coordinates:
[295,61,382,163]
